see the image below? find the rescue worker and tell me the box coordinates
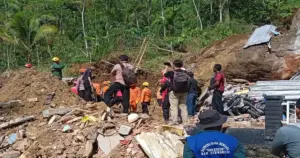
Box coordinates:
[156,80,163,106]
[140,82,152,114]
[130,84,141,113]
[164,60,189,125]
[160,77,171,123]
[82,67,95,101]
[271,98,300,158]
[186,72,198,117]
[101,81,111,97]
[183,109,245,158]
[104,55,134,115]
[209,64,225,114]
[92,82,101,102]
[51,57,65,80]
[76,69,86,99]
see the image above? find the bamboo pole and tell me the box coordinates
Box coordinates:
[135,41,149,73]
[134,37,147,67]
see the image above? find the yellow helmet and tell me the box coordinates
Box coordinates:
[107,81,111,84]
[52,57,60,62]
[142,82,149,87]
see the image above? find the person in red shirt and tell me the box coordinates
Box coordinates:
[209,64,225,114]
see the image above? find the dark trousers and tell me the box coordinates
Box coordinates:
[186,93,197,116]
[78,90,85,99]
[212,90,224,114]
[157,99,162,107]
[104,82,130,113]
[162,95,170,121]
[142,102,150,114]
[83,83,92,101]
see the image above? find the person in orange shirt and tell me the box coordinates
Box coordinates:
[141,82,152,114]
[130,84,141,113]
[92,83,101,102]
[101,81,111,98]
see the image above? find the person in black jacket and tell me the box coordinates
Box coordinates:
[186,72,198,117]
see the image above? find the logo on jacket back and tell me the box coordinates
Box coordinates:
[201,142,231,156]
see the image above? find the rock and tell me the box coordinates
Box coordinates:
[12,139,29,151]
[17,129,26,139]
[83,140,94,158]
[242,114,250,119]
[27,98,38,102]
[140,114,150,119]
[75,134,85,143]
[42,108,72,118]
[87,128,98,142]
[246,150,256,157]
[128,113,139,123]
[82,127,96,138]
[126,148,132,154]
[258,116,265,120]
[0,100,22,108]
[0,151,21,158]
[97,134,123,155]
[119,125,132,136]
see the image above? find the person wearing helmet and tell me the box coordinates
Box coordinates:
[51,57,65,80]
[141,82,152,114]
[25,63,32,69]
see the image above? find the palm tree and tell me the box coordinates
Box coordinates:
[1,11,58,63]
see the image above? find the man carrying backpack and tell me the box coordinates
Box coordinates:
[104,55,135,115]
[164,60,190,125]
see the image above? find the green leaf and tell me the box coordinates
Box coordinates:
[33,25,58,44]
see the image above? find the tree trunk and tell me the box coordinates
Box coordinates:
[210,1,213,23]
[81,0,90,62]
[224,0,230,23]
[219,6,223,23]
[192,0,203,30]
[160,0,166,37]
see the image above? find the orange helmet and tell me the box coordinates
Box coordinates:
[79,68,86,73]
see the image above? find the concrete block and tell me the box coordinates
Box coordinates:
[119,125,132,136]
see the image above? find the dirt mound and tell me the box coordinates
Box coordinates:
[0,69,79,117]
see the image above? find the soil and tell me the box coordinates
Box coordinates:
[0,69,79,118]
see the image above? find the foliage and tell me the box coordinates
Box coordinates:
[0,0,300,71]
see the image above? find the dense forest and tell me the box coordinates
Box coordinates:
[0,0,300,70]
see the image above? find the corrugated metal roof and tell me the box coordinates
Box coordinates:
[243,25,277,48]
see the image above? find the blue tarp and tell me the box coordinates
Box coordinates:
[243,25,277,49]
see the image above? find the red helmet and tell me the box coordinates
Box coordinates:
[25,63,32,68]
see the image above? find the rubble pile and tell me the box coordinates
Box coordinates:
[0,69,79,118]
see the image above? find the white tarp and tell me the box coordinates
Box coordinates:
[243,25,277,48]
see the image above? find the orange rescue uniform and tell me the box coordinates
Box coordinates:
[130,86,141,112]
[141,87,152,103]
[92,83,101,96]
[102,86,109,96]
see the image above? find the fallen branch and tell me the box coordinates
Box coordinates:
[0,116,35,129]
[100,60,115,66]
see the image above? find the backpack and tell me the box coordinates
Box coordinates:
[172,71,190,93]
[120,63,137,86]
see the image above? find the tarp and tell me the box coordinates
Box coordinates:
[243,25,277,48]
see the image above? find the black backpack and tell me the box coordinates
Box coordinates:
[120,63,137,86]
[172,71,190,93]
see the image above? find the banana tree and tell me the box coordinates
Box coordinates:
[3,12,58,63]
